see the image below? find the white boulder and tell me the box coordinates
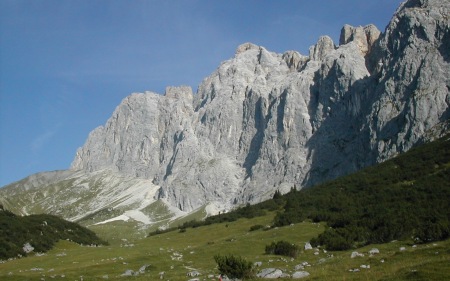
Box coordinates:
[22,243,34,254]
[292,271,310,279]
[257,268,284,279]
[351,251,364,258]
[304,242,313,250]
[368,248,379,255]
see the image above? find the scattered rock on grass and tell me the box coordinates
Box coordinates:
[257,268,284,278]
[138,264,149,274]
[292,271,310,279]
[187,270,200,277]
[254,261,263,267]
[304,243,313,250]
[368,248,379,255]
[121,269,134,276]
[351,251,364,258]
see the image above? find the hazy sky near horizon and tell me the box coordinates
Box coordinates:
[0,0,404,187]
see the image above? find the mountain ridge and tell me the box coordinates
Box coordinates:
[1,0,449,230]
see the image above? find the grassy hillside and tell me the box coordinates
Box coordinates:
[0,212,449,280]
[0,209,107,260]
[0,136,448,279]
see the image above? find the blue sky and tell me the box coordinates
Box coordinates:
[0,0,403,187]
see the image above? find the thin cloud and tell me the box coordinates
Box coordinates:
[30,126,60,154]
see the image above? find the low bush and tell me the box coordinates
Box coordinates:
[249,224,264,231]
[214,254,254,279]
[265,240,300,258]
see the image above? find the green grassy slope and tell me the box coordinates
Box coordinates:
[0,135,449,279]
[0,212,448,280]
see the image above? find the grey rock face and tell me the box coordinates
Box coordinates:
[309,36,335,61]
[71,92,163,179]
[339,24,381,55]
[69,0,449,213]
[365,0,450,163]
[3,0,447,219]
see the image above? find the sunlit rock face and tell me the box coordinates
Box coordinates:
[70,0,449,212]
[50,0,450,214]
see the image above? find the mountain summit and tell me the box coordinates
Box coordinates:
[1,0,449,230]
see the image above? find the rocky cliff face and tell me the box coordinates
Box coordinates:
[367,0,450,160]
[2,0,448,223]
[70,0,449,213]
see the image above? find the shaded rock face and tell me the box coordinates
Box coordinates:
[366,0,450,162]
[70,0,449,213]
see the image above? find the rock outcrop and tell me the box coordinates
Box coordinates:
[1,0,448,221]
[339,24,381,55]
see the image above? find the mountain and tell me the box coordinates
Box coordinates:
[1,0,449,232]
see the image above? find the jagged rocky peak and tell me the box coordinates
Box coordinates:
[365,0,450,161]
[339,24,381,55]
[164,85,193,101]
[282,50,309,71]
[309,36,335,61]
[382,0,449,55]
[233,42,283,69]
[71,90,163,177]
[235,42,260,54]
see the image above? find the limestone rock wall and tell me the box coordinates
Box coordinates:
[71,0,449,212]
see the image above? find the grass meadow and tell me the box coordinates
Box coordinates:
[1,212,449,280]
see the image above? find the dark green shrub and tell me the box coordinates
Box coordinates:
[214,254,254,279]
[310,211,329,223]
[265,240,299,258]
[249,224,264,231]
[148,227,177,237]
[311,229,352,251]
[273,190,282,199]
[270,134,450,250]
[414,220,450,243]
[273,211,305,227]
[0,212,107,259]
